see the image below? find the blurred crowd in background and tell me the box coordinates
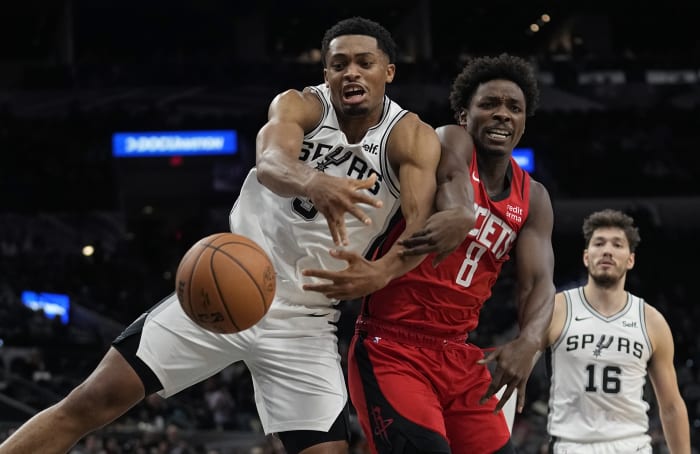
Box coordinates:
[2,0,700,452]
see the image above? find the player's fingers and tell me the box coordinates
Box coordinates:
[493,383,517,412]
[432,252,449,268]
[400,244,436,257]
[351,175,383,209]
[301,284,326,294]
[479,381,500,405]
[476,349,498,365]
[302,268,340,280]
[398,233,433,248]
[328,248,362,264]
[336,220,349,246]
[301,282,353,300]
[350,191,383,208]
[326,219,342,246]
[303,286,340,298]
[516,382,527,413]
[326,218,340,246]
[346,205,373,226]
[353,173,377,190]
[479,361,504,405]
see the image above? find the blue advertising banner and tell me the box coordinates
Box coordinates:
[112,130,237,157]
[21,291,71,325]
[513,148,534,172]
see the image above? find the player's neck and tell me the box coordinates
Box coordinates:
[337,109,383,144]
[582,282,627,317]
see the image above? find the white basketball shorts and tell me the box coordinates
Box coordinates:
[135,292,346,434]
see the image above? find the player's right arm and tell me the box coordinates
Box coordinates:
[530,291,566,377]
[479,180,556,413]
[302,113,441,300]
[546,292,568,348]
[255,88,382,245]
[646,304,691,453]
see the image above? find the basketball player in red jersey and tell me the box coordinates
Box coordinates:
[305,54,556,453]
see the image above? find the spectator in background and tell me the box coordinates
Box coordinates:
[202,377,235,431]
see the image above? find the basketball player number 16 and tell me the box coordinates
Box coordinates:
[456,243,486,287]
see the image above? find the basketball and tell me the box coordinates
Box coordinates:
[175,232,276,334]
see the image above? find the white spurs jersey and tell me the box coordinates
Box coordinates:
[547,287,653,442]
[230,84,406,307]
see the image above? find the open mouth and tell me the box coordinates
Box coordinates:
[485,128,512,141]
[343,85,366,102]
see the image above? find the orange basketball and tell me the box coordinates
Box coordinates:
[175,232,276,334]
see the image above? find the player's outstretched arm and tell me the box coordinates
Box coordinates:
[255,88,322,197]
[478,180,556,413]
[646,304,691,454]
[256,88,382,246]
[399,124,476,267]
[303,114,440,299]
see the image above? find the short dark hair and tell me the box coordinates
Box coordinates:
[449,53,540,119]
[321,17,397,66]
[582,209,641,252]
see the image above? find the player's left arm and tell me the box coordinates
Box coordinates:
[399,124,476,267]
[646,304,691,454]
[302,114,440,300]
[479,179,556,412]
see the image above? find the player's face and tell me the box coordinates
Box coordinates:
[583,227,635,288]
[323,35,395,118]
[462,79,526,157]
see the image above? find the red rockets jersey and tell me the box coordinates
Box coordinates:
[363,151,531,336]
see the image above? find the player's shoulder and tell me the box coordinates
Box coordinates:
[642,300,674,354]
[527,175,548,197]
[272,87,323,109]
[526,177,553,215]
[553,290,568,314]
[433,124,474,166]
[435,123,471,146]
[547,291,569,347]
[391,111,439,144]
[435,123,465,137]
[554,290,568,303]
[386,113,439,168]
[396,110,433,131]
[268,87,324,129]
[643,301,671,330]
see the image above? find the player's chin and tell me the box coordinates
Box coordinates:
[342,104,369,117]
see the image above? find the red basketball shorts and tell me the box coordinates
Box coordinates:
[348,317,511,454]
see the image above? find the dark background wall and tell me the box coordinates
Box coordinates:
[1,1,700,452]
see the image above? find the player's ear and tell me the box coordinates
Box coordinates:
[582,249,589,267]
[324,69,329,87]
[386,63,396,83]
[457,110,468,126]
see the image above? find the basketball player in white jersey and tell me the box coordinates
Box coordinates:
[0,17,442,454]
[543,209,689,453]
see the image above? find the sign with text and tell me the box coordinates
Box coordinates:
[112,130,237,157]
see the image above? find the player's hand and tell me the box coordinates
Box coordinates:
[476,338,540,414]
[301,249,389,300]
[398,207,474,267]
[306,173,383,247]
